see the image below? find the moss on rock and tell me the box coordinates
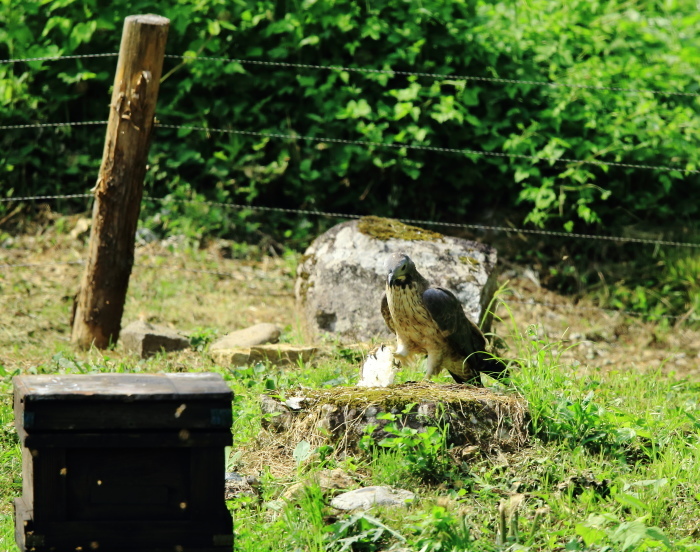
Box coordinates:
[357,216,443,242]
[260,382,528,454]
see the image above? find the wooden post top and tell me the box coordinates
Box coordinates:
[125,14,170,25]
[13,373,232,402]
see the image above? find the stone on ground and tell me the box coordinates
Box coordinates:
[330,486,415,511]
[210,323,281,350]
[295,216,498,343]
[120,320,190,358]
[225,472,260,499]
[281,468,358,501]
[211,343,317,367]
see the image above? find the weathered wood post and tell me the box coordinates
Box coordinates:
[71,14,169,349]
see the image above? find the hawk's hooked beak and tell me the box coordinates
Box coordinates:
[388,257,410,285]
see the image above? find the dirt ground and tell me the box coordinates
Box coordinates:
[0,217,698,377]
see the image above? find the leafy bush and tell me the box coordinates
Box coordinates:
[2,0,698,239]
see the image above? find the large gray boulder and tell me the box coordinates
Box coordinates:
[295,216,498,343]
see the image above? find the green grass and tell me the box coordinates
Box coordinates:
[214,327,700,551]
[1,236,700,551]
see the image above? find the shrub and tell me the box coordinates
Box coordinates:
[1,0,698,242]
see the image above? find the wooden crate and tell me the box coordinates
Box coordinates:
[13,373,233,552]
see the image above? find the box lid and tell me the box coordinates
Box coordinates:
[14,373,233,434]
[13,373,232,401]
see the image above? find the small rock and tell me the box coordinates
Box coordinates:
[330,486,415,511]
[281,482,306,501]
[210,323,282,350]
[120,320,189,358]
[318,469,357,491]
[225,472,260,499]
[135,227,158,245]
[69,217,91,240]
[260,394,293,432]
[281,469,357,502]
[211,344,317,367]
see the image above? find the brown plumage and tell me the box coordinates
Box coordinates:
[381,252,507,385]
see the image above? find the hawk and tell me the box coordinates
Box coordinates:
[381,252,507,385]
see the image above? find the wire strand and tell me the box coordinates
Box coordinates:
[133,263,292,288]
[0,53,118,65]
[0,260,700,322]
[1,192,697,249]
[155,123,698,175]
[1,257,694,322]
[143,196,700,249]
[0,261,85,269]
[0,121,107,131]
[164,54,700,99]
[0,193,93,203]
[0,51,695,98]
[1,120,694,175]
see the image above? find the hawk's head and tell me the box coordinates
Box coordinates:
[385,253,416,287]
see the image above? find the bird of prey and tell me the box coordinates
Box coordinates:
[381,252,507,385]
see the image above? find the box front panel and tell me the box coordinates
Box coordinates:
[65,448,191,521]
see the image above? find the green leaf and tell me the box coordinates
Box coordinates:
[575,523,606,546]
[293,440,312,464]
[614,493,649,512]
[514,168,530,183]
[208,20,221,36]
[299,35,319,47]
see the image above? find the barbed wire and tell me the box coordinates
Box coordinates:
[1,258,695,322]
[167,54,700,98]
[0,121,107,131]
[133,262,291,283]
[156,123,699,175]
[1,192,697,248]
[0,193,93,203]
[0,290,62,299]
[144,196,700,249]
[0,53,118,65]
[134,263,293,295]
[1,51,695,98]
[1,118,695,175]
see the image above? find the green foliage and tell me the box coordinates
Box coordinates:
[358,410,452,483]
[574,513,672,551]
[407,506,479,552]
[513,325,685,460]
[327,511,405,552]
[188,326,218,351]
[2,0,699,239]
[377,413,451,483]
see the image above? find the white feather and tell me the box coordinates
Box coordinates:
[357,344,398,387]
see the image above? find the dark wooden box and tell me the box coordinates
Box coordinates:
[13,373,233,552]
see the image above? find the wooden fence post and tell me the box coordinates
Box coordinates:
[71,14,169,349]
